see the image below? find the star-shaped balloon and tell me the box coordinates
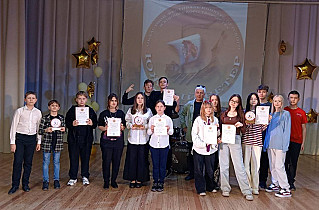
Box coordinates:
[91,49,98,65]
[306,109,318,123]
[267,91,274,103]
[72,48,90,69]
[294,58,318,80]
[87,81,95,98]
[88,37,100,52]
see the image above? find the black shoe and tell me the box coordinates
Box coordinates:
[42,181,49,191]
[103,182,109,189]
[54,180,60,189]
[129,182,136,188]
[259,181,266,190]
[136,182,142,188]
[8,186,19,195]
[166,168,172,177]
[157,183,164,192]
[111,182,118,188]
[22,185,30,192]
[290,184,296,191]
[185,175,194,181]
[151,183,158,192]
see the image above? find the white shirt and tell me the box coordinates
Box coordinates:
[147,114,173,148]
[125,108,153,145]
[192,116,219,155]
[10,106,42,144]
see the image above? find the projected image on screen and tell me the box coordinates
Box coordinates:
[141,1,247,104]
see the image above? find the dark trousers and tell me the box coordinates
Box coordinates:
[123,143,149,182]
[193,150,216,194]
[68,141,92,179]
[12,133,37,187]
[100,145,123,183]
[259,149,269,184]
[285,141,301,185]
[150,146,169,183]
[187,142,194,177]
[205,150,220,190]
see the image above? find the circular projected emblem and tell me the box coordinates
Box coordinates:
[142,2,244,102]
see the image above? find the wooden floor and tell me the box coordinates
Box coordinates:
[1,145,319,210]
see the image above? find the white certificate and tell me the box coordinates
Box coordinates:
[221,124,236,144]
[204,125,217,145]
[163,89,174,106]
[107,118,121,137]
[255,106,270,125]
[76,107,89,125]
[154,118,167,136]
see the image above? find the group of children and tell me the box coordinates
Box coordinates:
[8,81,307,202]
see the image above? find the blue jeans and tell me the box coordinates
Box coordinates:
[43,151,61,182]
[150,146,169,184]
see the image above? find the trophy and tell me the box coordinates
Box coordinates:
[51,118,62,131]
[133,116,144,128]
[245,111,255,124]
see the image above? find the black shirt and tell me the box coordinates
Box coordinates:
[192,101,202,123]
[121,92,151,108]
[149,90,177,118]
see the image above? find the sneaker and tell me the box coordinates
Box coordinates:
[54,180,60,189]
[266,184,280,192]
[275,189,292,198]
[151,183,158,192]
[67,179,77,186]
[289,184,296,191]
[103,182,109,189]
[82,177,90,185]
[42,181,49,191]
[259,181,266,190]
[157,183,164,192]
[252,189,259,195]
[222,191,230,197]
[212,189,218,193]
[245,194,254,201]
[199,192,206,196]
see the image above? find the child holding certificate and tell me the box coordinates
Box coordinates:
[191,101,219,196]
[147,100,173,192]
[38,100,65,190]
[264,95,292,198]
[65,91,97,186]
[98,93,126,189]
[123,92,152,188]
[219,94,253,201]
[242,93,268,195]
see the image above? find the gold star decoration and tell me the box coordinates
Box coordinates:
[72,48,90,69]
[267,92,274,103]
[87,81,95,98]
[306,109,318,123]
[91,49,98,65]
[294,58,318,80]
[88,37,101,52]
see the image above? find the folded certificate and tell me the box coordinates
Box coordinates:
[76,107,89,125]
[221,124,236,144]
[107,118,121,137]
[255,106,270,125]
[154,118,167,136]
[163,89,174,106]
[204,125,217,145]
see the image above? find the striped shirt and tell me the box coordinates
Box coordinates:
[242,124,267,147]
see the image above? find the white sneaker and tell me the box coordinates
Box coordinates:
[245,194,254,201]
[82,177,90,185]
[212,189,218,193]
[67,179,77,186]
[252,189,259,195]
[199,192,206,196]
[222,191,230,197]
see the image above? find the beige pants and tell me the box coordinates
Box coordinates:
[243,145,262,191]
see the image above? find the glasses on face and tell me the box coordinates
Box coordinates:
[230,100,239,104]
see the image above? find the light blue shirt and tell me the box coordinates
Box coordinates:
[264,110,291,152]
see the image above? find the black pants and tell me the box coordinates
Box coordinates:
[285,141,301,185]
[259,149,269,184]
[100,145,123,183]
[206,150,220,190]
[12,133,37,187]
[123,143,149,182]
[68,140,92,179]
[187,142,194,176]
[193,150,215,194]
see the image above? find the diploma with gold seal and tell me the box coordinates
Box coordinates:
[221,124,236,144]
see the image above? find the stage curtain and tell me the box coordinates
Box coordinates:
[25,0,124,143]
[263,4,319,155]
[0,0,25,153]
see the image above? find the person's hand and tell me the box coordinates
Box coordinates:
[234,122,243,128]
[87,119,93,126]
[11,144,16,153]
[36,144,41,151]
[268,115,272,122]
[60,127,66,132]
[73,120,79,126]
[166,125,170,133]
[132,126,138,130]
[301,144,305,151]
[151,125,155,133]
[104,125,108,131]
[139,125,145,130]
[126,84,134,93]
[173,95,180,103]
[217,137,222,144]
[45,127,53,133]
[121,123,125,131]
[183,127,187,134]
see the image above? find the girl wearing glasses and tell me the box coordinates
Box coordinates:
[219,94,253,201]
[242,93,268,195]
